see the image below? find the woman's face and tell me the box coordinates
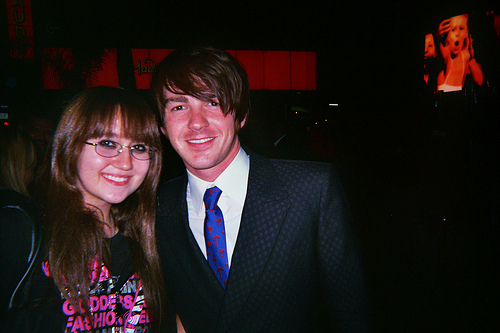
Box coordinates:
[424,33,436,59]
[446,14,469,55]
[76,116,150,213]
[25,166,35,186]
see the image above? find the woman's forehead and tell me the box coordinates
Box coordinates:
[450,15,467,26]
[90,115,128,138]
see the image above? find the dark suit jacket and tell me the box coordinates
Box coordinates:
[156,151,368,332]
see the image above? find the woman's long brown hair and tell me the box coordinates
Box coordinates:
[45,86,165,328]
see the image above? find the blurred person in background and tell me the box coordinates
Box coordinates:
[0,126,41,325]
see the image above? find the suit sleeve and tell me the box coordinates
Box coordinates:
[318,165,369,332]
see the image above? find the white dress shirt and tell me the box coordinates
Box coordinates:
[186,147,249,267]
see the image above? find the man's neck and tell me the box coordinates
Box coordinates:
[187,141,242,182]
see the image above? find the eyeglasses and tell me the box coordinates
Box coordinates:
[85,140,155,160]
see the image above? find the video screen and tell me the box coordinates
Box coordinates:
[423,9,499,94]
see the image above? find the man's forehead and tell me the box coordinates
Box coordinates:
[29,117,54,129]
[163,87,216,103]
[163,90,189,103]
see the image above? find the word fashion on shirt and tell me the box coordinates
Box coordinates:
[43,263,151,333]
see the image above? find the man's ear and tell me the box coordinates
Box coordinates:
[236,116,247,131]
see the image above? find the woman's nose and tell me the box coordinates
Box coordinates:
[113,147,134,170]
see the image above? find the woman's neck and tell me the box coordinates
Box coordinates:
[102,211,118,238]
[86,203,117,237]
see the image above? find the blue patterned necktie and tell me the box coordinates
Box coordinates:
[203,186,229,288]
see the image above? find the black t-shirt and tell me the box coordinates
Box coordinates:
[1,208,151,333]
[56,232,151,332]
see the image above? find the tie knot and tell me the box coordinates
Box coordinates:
[203,186,222,210]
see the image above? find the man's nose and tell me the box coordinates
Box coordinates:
[43,131,52,142]
[188,106,209,130]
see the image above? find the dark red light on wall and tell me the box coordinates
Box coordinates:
[232,50,316,90]
[41,48,316,91]
[263,51,291,90]
[42,48,119,89]
[233,50,265,90]
[291,51,316,90]
[132,49,175,89]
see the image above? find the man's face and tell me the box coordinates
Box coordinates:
[24,117,54,152]
[161,89,245,182]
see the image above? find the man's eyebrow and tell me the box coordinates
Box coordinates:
[165,96,188,104]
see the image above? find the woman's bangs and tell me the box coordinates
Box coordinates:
[84,106,120,140]
[115,105,158,145]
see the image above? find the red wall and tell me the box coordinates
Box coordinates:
[42,48,316,91]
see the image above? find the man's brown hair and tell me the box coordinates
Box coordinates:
[151,46,250,127]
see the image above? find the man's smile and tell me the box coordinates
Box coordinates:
[187,137,215,144]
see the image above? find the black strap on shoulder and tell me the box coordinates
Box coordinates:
[2,205,43,309]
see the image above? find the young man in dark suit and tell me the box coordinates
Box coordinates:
[152,46,369,332]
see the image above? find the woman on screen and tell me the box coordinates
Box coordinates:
[436,13,484,92]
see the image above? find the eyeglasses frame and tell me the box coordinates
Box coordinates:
[84,141,155,160]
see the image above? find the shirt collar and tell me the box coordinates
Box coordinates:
[187,147,249,215]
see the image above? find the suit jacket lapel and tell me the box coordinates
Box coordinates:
[218,152,290,331]
[158,176,225,309]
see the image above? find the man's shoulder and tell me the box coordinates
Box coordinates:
[157,175,188,219]
[252,152,336,179]
[247,151,340,193]
[159,174,187,188]
[158,175,187,200]
[270,157,333,172]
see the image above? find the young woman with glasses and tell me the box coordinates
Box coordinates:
[3,86,169,332]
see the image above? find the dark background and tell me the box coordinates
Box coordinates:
[2,0,499,331]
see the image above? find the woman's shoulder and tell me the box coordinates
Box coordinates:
[0,188,29,206]
[0,189,44,269]
[0,189,41,221]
